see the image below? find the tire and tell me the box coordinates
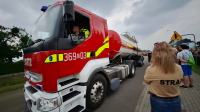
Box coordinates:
[129,62,136,78]
[123,60,136,78]
[86,74,108,110]
[136,60,144,67]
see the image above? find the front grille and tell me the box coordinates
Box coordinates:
[62,91,81,102]
[59,78,79,86]
[69,105,84,112]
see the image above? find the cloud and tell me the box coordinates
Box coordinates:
[0,0,54,32]
[74,0,118,17]
[0,0,119,32]
[122,0,190,37]
[0,0,199,50]
[139,0,200,50]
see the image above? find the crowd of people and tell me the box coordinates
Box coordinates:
[144,42,194,112]
[176,44,194,88]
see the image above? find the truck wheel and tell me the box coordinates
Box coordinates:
[123,60,136,78]
[129,62,136,78]
[86,74,107,110]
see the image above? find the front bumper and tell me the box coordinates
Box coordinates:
[24,82,60,112]
[24,81,86,112]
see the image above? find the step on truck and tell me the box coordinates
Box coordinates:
[23,1,139,112]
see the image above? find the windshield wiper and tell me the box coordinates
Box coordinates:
[27,39,45,46]
[34,39,45,43]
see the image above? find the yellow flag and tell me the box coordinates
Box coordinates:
[170,31,182,41]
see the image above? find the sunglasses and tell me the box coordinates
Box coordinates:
[154,42,159,46]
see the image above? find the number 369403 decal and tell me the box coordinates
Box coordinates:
[45,52,87,63]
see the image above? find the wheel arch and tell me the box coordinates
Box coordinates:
[87,67,110,87]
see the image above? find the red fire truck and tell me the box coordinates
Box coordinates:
[24,1,139,112]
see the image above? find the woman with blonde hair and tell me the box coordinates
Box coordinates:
[144,42,183,112]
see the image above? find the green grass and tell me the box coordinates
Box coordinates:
[193,65,200,75]
[0,75,25,94]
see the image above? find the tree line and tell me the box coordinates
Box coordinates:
[0,25,30,75]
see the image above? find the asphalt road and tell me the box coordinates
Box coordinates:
[0,61,147,112]
[0,89,24,112]
[95,64,146,112]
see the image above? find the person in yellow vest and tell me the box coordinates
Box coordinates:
[80,28,90,38]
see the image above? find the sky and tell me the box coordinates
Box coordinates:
[0,0,199,50]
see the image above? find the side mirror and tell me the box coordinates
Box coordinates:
[41,6,48,12]
[64,1,75,22]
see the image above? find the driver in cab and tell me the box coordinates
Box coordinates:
[69,25,89,44]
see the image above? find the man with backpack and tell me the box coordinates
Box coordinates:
[177,44,195,88]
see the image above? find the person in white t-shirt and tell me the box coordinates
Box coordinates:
[177,45,193,88]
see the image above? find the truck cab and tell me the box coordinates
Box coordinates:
[24,1,137,112]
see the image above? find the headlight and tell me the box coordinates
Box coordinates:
[37,97,61,111]
[24,71,31,79]
[26,71,43,83]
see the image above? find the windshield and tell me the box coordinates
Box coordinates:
[31,5,62,41]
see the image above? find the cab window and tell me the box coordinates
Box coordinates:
[66,11,90,45]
